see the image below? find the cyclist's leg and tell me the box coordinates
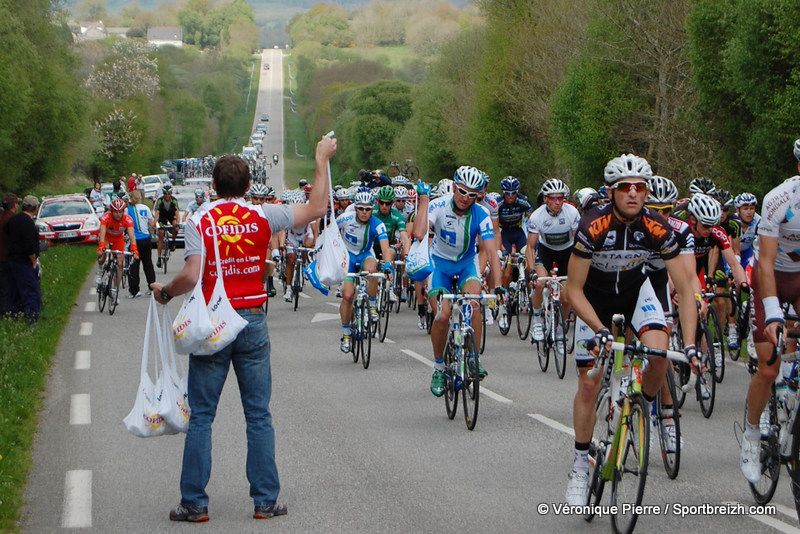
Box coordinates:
[429,290,450,362]
[363,256,379,298]
[156,227,165,259]
[631,278,670,399]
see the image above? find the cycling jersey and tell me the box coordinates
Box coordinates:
[478,197,499,220]
[336,211,388,256]
[645,216,695,273]
[155,196,179,225]
[286,223,313,248]
[373,206,407,243]
[526,203,580,251]
[498,197,533,230]
[572,204,680,295]
[737,212,761,255]
[757,179,800,273]
[428,194,494,262]
[185,200,205,218]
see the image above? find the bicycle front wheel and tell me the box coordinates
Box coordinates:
[108,269,120,316]
[611,394,650,534]
[657,368,681,479]
[748,386,780,504]
[553,303,567,380]
[707,306,726,383]
[585,386,611,522]
[361,299,372,369]
[788,407,800,523]
[351,309,360,364]
[405,166,420,181]
[462,330,480,430]
[516,284,532,340]
[97,268,109,312]
[379,286,390,343]
[697,321,716,418]
[444,339,458,420]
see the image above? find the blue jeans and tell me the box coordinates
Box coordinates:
[179,308,280,508]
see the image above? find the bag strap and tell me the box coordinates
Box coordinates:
[206,212,226,283]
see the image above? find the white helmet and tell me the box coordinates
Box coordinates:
[438,178,454,196]
[794,139,800,161]
[734,192,757,208]
[603,154,652,185]
[394,186,408,200]
[540,178,570,197]
[392,175,409,187]
[646,176,678,204]
[688,193,722,226]
[354,190,374,206]
[453,166,485,190]
[335,188,350,200]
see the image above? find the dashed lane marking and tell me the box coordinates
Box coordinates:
[62,470,92,528]
[79,323,92,336]
[84,302,95,312]
[527,413,575,437]
[75,351,90,370]
[70,394,91,425]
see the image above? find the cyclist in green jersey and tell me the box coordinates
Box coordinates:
[372,185,411,262]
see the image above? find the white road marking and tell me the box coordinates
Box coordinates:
[89,288,96,296]
[527,413,575,437]
[299,292,310,299]
[70,394,91,425]
[326,302,340,308]
[79,323,92,336]
[62,470,92,528]
[312,313,341,323]
[401,349,512,403]
[84,302,95,312]
[75,351,90,370]
[723,502,800,533]
[383,337,395,344]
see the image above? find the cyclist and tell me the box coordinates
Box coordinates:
[564,154,698,506]
[334,188,352,217]
[734,192,760,282]
[393,186,413,221]
[247,184,279,297]
[413,166,505,397]
[498,176,533,256]
[283,193,316,303]
[526,178,580,344]
[337,190,394,352]
[184,188,207,221]
[96,198,139,305]
[372,185,410,301]
[572,187,600,215]
[740,176,800,484]
[709,188,742,348]
[154,185,179,269]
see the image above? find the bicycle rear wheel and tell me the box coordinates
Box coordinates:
[497,304,511,336]
[707,306,726,383]
[697,321,716,418]
[733,294,751,361]
[351,307,360,364]
[379,285,390,342]
[97,268,109,312]
[553,302,567,380]
[480,304,486,355]
[405,166,420,181]
[462,330,480,430]
[585,386,611,522]
[788,406,800,522]
[657,368,681,480]
[516,284,532,340]
[108,269,120,316]
[361,299,372,369]
[748,386,780,504]
[444,339,458,420]
[611,394,650,534]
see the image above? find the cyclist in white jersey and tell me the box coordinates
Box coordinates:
[734,192,760,283]
[283,193,316,302]
[526,178,580,343]
[740,176,800,483]
[413,167,505,397]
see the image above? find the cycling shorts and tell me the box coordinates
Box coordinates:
[501,227,527,255]
[105,236,125,255]
[344,250,377,282]
[428,254,481,298]
[751,262,800,344]
[647,269,673,325]
[535,245,571,276]
[573,277,668,367]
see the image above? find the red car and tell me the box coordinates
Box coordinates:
[35,194,101,245]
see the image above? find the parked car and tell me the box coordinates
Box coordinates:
[141,174,167,200]
[35,194,101,245]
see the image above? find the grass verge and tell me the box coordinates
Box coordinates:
[0,245,95,532]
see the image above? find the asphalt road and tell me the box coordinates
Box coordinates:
[18,50,800,534]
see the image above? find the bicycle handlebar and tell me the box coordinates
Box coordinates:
[440,293,498,302]
[587,341,688,378]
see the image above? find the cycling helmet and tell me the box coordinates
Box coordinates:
[250,183,268,196]
[734,192,757,208]
[392,175,409,187]
[354,190,374,206]
[453,166,485,190]
[646,176,678,204]
[208,189,218,200]
[394,186,408,200]
[688,193,722,226]
[333,184,343,192]
[540,178,570,197]
[407,188,417,201]
[429,185,440,199]
[481,171,490,187]
[688,177,716,196]
[500,176,521,192]
[299,179,308,187]
[573,187,598,210]
[265,186,275,198]
[290,192,306,204]
[486,191,502,204]
[335,188,350,200]
[193,188,205,198]
[438,179,454,196]
[110,198,126,212]
[711,188,734,209]
[794,139,800,161]
[377,185,395,202]
[603,154,652,185]
[279,190,291,203]
[162,184,172,194]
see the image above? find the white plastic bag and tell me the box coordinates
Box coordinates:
[124,296,179,437]
[316,220,348,286]
[406,236,433,282]
[192,214,248,356]
[155,303,191,433]
[172,240,212,354]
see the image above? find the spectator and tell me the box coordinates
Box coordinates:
[0,193,20,315]
[151,135,337,523]
[127,173,138,192]
[126,190,155,298]
[136,174,145,191]
[88,182,104,212]
[4,195,41,324]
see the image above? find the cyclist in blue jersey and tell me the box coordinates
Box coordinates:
[413,166,505,397]
[337,190,394,353]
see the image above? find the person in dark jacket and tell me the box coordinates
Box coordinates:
[0,193,20,315]
[5,195,41,324]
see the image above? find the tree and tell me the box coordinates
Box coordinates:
[75,0,106,21]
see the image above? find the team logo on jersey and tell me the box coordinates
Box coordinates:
[641,216,667,240]
[634,231,645,242]
[602,230,616,247]
[542,219,553,229]
[587,214,611,240]
[203,205,261,254]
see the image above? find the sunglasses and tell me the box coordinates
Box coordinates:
[455,185,480,199]
[503,191,518,196]
[645,204,674,215]
[356,206,373,212]
[613,181,647,194]
[547,195,565,202]
[698,222,715,229]
[378,200,393,206]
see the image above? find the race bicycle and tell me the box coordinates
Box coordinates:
[531,272,569,379]
[388,159,419,181]
[158,224,176,274]
[97,248,135,316]
[347,270,385,369]
[289,246,314,311]
[670,302,717,418]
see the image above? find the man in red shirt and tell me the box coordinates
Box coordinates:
[127,173,137,192]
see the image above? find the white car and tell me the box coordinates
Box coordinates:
[35,194,101,246]
[141,174,167,199]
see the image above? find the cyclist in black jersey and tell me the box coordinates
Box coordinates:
[564,154,698,506]
[154,185,179,268]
